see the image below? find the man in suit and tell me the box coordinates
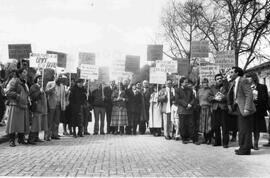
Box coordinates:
[158,79,175,140]
[45,76,67,140]
[210,74,229,148]
[140,80,151,134]
[104,80,116,134]
[227,67,256,155]
[175,77,199,145]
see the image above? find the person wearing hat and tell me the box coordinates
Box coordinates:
[69,79,87,137]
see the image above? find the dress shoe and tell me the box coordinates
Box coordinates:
[93,132,98,135]
[51,136,60,140]
[253,144,259,150]
[213,143,222,146]
[84,132,90,135]
[235,150,251,155]
[18,139,28,145]
[100,132,105,135]
[63,131,68,135]
[9,140,16,147]
[263,142,270,147]
[165,136,171,140]
[193,141,200,145]
[35,138,44,142]
[45,138,51,141]
[175,137,180,141]
[78,133,84,137]
[223,145,229,148]
[182,140,188,144]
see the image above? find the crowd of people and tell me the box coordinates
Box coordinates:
[0,66,270,156]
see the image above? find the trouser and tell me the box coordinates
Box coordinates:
[172,118,180,138]
[93,106,105,134]
[105,105,113,133]
[131,112,140,134]
[237,108,253,152]
[162,113,172,138]
[212,108,229,145]
[47,105,61,138]
[82,106,89,133]
[125,110,132,134]
[139,121,147,134]
[179,114,197,141]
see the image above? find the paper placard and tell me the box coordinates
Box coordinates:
[149,67,167,84]
[29,53,57,69]
[80,64,99,80]
[156,60,178,73]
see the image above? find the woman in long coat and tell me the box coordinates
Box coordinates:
[6,68,30,147]
[149,85,162,136]
[245,72,269,150]
[110,82,128,134]
[28,75,48,143]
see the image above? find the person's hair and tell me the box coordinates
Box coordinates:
[245,72,259,84]
[179,77,187,85]
[15,68,26,78]
[215,73,223,80]
[34,75,42,83]
[232,66,244,77]
[75,79,84,84]
[201,78,209,83]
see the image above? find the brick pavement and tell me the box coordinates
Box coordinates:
[1,130,270,177]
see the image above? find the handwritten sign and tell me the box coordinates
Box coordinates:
[29,53,57,69]
[176,58,189,76]
[215,50,235,69]
[79,52,96,65]
[80,64,98,80]
[156,60,178,73]
[149,67,167,84]
[199,65,220,84]
[8,44,32,60]
[125,55,140,73]
[191,41,209,58]
[98,66,110,85]
[47,51,67,68]
[147,45,163,61]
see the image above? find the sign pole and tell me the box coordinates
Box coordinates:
[87,78,90,99]
[41,67,45,90]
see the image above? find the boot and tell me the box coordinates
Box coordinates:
[9,133,16,147]
[18,133,28,144]
[27,132,36,145]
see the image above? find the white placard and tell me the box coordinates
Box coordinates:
[80,64,99,80]
[110,59,131,81]
[156,60,178,73]
[215,50,235,69]
[149,67,167,84]
[199,65,220,84]
[29,53,57,69]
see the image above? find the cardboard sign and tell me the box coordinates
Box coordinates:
[110,59,128,81]
[176,58,189,76]
[156,60,178,73]
[47,51,67,68]
[98,66,110,85]
[199,65,220,84]
[147,45,163,61]
[80,64,98,80]
[29,53,57,69]
[8,44,32,60]
[125,55,140,73]
[215,50,235,69]
[149,67,166,84]
[79,52,96,65]
[191,41,209,58]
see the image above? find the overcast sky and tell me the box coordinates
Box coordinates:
[0,0,168,69]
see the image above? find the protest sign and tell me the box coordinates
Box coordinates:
[29,53,57,69]
[8,44,32,59]
[47,51,67,68]
[176,58,189,76]
[79,52,96,65]
[215,50,235,69]
[149,67,166,84]
[125,55,140,73]
[156,60,178,73]
[147,45,163,61]
[199,65,220,84]
[191,41,209,58]
[80,64,99,80]
[98,66,110,85]
[110,59,131,81]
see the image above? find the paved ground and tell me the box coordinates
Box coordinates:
[1,124,270,177]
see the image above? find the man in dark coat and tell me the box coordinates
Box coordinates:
[140,80,151,134]
[69,79,87,138]
[104,80,116,134]
[210,74,229,148]
[228,67,256,155]
[175,77,199,145]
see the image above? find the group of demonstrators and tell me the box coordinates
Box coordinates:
[1,65,270,155]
